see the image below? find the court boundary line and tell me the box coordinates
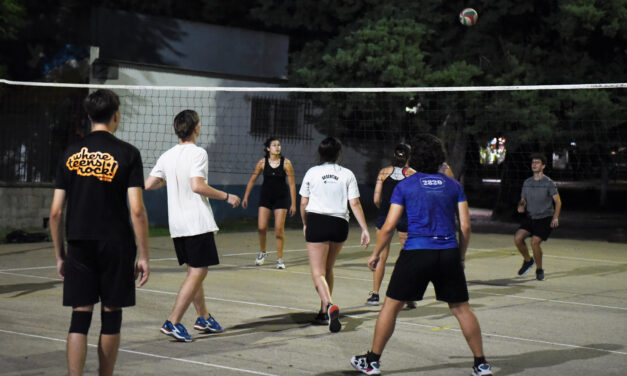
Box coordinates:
[0,329,279,376]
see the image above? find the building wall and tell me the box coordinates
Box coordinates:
[0,186,53,230]
[92,63,383,227]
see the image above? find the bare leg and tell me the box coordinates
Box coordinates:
[169,266,208,324]
[514,229,532,261]
[192,284,209,319]
[372,229,391,294]
[257,207,272,253]
[273,209,288,259]
[307,242,332,311]
[449,302,485,357]
[97,306,120,376]
[371,297,405,354]
[67,305,93,376]
[530,236,544,269]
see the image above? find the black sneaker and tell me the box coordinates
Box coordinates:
[517,258,535,276]
[472,361,493,376]
[350,352,381,375]
[312,311,328,325]
[536,268,545,281]
[327,303,341,333]
[366,292,380,306]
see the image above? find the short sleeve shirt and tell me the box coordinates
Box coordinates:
[391,173,466,250]
[521,175,558,219]
[55,131,144,241]
[299,163,360,222]
[150,144,218,237]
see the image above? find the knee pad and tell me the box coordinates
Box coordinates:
[69,310,93,335]
[101,309,122,335]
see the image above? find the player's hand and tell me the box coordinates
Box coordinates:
[367,253,379,271]
[227,193,241,208]
[56,259,65,279]
[360,229,370,247]
[517,198,526,213]
[551,217,559,228]
[242,198,248,209]
[289,205,296,217]
[135,257,150,287]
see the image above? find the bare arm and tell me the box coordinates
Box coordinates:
[144,176,166,190]
[49,189,66,279]
[284,159,297,217]
[190,177,241,208]
[551,193,562,228]
[242,159,264,209]
[368,203,403,271]
[300,196,309,237]
[349,197,370,247]
[128,187,150,287]
[373,167,390,208]
[457,200,471,263]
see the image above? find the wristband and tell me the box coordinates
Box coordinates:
[225,193,229,201]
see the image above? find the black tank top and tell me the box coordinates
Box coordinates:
[261,156,288,197]
[377,166,408,218]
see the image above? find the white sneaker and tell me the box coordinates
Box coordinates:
[276,259,285,269]
[255,251,266,266]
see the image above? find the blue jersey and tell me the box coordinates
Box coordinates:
[390,172,466,250]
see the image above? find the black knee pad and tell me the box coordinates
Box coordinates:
[101,309,123,335]
[69,310,93,335]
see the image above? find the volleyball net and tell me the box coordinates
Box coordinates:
[1,79,625,190]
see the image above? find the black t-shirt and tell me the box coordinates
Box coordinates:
[55,131,144,241]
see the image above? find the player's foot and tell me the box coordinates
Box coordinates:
[194,315,224,333]
[160,320,192,342]
[327,303,341,333]
[405,300,417,309]
[472,361,493,376]
[350,352,381,375]
[366,291,379,306]
[536,268,545,281]
[517,258,535,276]
[276,258,285,269]
[255,251,266,266]
[312,311,329,325]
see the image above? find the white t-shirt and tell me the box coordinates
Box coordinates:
[150,144,218,237]
[299,163,360,221]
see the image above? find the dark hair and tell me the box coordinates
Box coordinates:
[408,134,446,173]
[530,153,547,165]
[392,143,411,167]
[318,137,342,163]
[173,110,199,140]
[264,137,279,158]
[83,89,120,124]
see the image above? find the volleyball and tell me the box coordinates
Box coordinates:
[459,8,478,26]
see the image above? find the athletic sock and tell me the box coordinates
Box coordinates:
[367,351,381,363]
[474,356,486,367]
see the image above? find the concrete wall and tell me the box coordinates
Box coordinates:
[0,186,53,229]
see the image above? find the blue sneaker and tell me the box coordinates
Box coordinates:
[160,320,192,342]
[472,362,493,376]
[194,315,224,333]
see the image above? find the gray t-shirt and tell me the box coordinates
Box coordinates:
[521,175,558,219]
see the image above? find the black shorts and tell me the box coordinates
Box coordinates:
[63,240,137,308]
[375,215,408,232]
[519,216,553,241]
[386,248,469,303]
[259,194,290,210]
[173,232,219,267]
[305,212,349,243]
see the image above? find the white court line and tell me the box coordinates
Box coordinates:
[0,329,278,376]
[397,322,627,356]
[1,273,626,358]
[466,247,626,264]
[472,291,627,311]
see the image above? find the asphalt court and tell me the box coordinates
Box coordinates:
[0,229,625,375]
